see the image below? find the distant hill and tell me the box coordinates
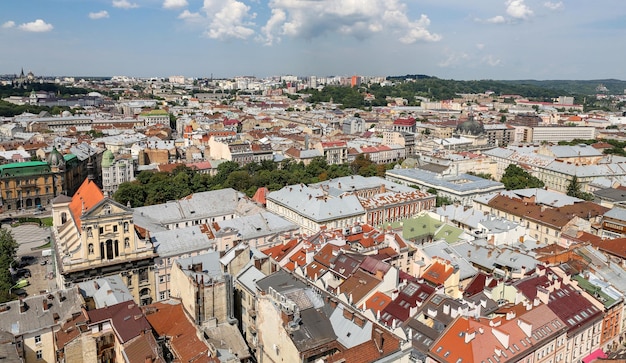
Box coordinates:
[386,75,626,97]
[500,79,626,96]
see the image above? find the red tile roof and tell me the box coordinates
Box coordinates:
[69,178,104,229]
[421,260,454,286]
[364,291,392,315]
[144,302,216,363]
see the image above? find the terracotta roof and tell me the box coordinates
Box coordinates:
[123,333,164,363]
[69,178,105,230]
[314,244,342,267]
[421,260,454,286]
[55,310,89,349]
[144,302,216,363]
[252,187,268,205]
[304,260,327,280]
[330,327,400,362]
[261,238,299,262]
[335,269,381,304]
[364,291,392,315]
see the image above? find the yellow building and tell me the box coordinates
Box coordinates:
[51,177,158,305]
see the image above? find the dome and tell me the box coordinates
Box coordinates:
[455,116,485,136]
[101,149,115,168]
[48,147,65,169]
[61,110,72,117]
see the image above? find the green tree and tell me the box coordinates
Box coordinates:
[113,182,147,207]
[0,228,19,303]
[566,176,594,201]
[500,164,545,190]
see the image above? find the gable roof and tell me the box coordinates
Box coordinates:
[144,302,215,363]
[87,300,152,344]
[69,178,104,229]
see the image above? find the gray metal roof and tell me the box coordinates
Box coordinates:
[329,304,373,348]
[215,212,298,241]
[420,240,477,281]
[235,264,267,295]
[134,188,244,225]
[78,275,134,308]
[603,207,626,221]
[177,251,224,281]
[501,188,581,207]
[151,225,216,257]
[266,184,365,222]
[386,168,504,194]
[311,175,416,195]
[0,287,83,336]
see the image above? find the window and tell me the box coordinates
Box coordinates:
[124,238,130,248]
[88,244,94,255]
[35,335,41,344]
[36,350,42,360]
[113,225,118,232]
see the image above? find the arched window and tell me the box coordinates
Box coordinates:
[61,212,67,224]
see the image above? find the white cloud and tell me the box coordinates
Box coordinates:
[438,50,469,68]
[506,0,533,20]
[203,0,255,40]
[260,8,287,45]
[112,0,139,9]
[178,10,203,22]
[544,1,564,10]
[163,0,188,9]
[258,0,440,44]
[476,43,485,50]
[2,21,15,29]
[89,11,110,20]
[482,54,501,66]
[485,15,506,24]
[18,19,54,32]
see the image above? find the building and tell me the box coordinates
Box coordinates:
[0,287,83,363]
[169,252,237,327]
[0,147,92,212]
[101,149,134,197]
[52,177,158,305]
[255,270,403,363]
[386,168,505,206]
[314,141,348,165]
[138,109,170,127]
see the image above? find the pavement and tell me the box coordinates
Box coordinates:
[3,221,58,295]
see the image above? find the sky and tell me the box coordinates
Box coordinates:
[1,0,625,80]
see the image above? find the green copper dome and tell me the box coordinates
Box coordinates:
[101,149,115,168]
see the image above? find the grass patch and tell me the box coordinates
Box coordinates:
[33,241,51,250]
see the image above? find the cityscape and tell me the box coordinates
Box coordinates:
[4,1,626,363]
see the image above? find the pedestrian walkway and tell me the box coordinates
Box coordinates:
[2,223,52,257]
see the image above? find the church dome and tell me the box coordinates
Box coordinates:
[455,116,485,136]
[101,149,115,168]
[48,147,65,169]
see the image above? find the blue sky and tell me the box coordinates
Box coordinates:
[1,0,625,80]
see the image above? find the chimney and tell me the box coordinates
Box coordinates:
[43,299,49,311]
[19,300,28,314]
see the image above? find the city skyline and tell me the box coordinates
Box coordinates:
[1,0,626,80]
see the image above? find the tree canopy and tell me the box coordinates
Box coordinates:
[500,164,545,190]
[113,157,398,208]
[0,228,19,303]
